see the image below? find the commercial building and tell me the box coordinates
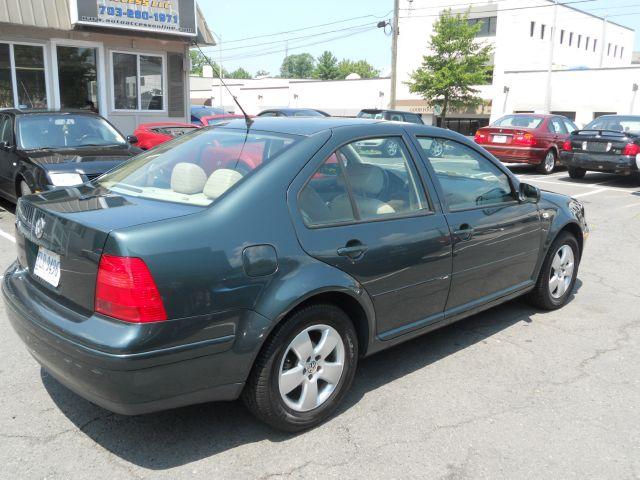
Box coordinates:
[0,0,214,134]
[394,0,635,131]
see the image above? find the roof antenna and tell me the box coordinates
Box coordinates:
[192,42,253,129]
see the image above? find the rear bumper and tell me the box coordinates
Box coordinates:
[559,152,640,174]
[3,263,269,415]
[482,145,546,164]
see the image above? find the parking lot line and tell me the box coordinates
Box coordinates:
[572,188,609,198]
[0,229,16,244]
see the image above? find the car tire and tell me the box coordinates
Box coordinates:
[383,140,400,157]
[568,167,587,179]
[537,150,556,174]
[242,303,358,432]
[526,232,580,310]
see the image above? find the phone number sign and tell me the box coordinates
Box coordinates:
[71,0,197,37]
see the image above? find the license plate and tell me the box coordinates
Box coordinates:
[33,247,61,287]
[493,135,508,144]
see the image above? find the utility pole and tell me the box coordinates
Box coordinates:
[544,0,558,114]
[218,33,224,109]
[390,0,400,109]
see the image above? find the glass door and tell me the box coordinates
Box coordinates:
[56,46,99,112]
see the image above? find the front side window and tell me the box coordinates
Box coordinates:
[299,137,428,226]
[17,114,126,150]
[417,138,514,211]
[98,128,299,206]
[113,52,163,111]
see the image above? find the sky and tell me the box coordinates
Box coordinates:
[197,1,640,76]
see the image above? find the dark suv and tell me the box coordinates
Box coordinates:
[357,109,425,124]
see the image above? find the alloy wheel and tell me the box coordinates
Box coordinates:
[549,245,575,299]
[543,151,555,173]
[278,324,345,412]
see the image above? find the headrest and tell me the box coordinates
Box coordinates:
[345,163,385,196]
[171,163,207,194]
[203,168,243,199]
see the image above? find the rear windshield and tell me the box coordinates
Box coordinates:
[492,115,543,129]
[97,128,300,206]
[292,110,325,117]
[584,116,640,134]
[358,111,384,119]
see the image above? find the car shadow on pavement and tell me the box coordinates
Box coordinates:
[41,290,580,470]
[0,197,16,215]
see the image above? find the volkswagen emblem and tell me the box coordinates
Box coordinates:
[34,217,46,239]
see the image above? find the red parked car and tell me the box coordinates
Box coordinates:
[132,122,200,150]
[474,114,578,174]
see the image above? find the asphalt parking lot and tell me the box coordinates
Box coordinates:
[0,168,639,480]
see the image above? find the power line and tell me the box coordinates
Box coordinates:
[209,11,393,46]
[399,0,511,11]
[399,0,597,19]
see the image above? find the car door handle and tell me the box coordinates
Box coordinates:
[337,242,368,259]
[453,224,474,242]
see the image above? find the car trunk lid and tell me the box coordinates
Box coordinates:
[475,127,533,146]
[568,130,636,156]
[15,185,203,314]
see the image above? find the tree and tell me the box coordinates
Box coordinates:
[229,67,252,79]
[337,59,380,79]
[406,10,493,125]
[189,50,228,77]
[313,51,340,80]
[280,53,315,78]
[255,69,270,77]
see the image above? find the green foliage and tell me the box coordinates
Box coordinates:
[337,59,380,79]
[406,10,493,122]
[255,69,270,77]
[189,50,230,78]
[280,53,315,78]
[228,67,252,79]
[313,51,340,80]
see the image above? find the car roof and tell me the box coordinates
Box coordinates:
[0,108,99,116]
[261,108,326,114]
[219,117,386,135]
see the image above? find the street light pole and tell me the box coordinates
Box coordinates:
[217,33,224,110]
[544,0,558,114]
[390,0,400,109]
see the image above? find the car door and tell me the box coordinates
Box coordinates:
[289,127,453,339]
[0,114,18,197]
[549,117,569,151]
[413,136,543,314]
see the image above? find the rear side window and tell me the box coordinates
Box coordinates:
[403,113,423,124]
[549,118,567,134]
[563,119,578,133]
[417,138,514,211]
[299,137,429,226]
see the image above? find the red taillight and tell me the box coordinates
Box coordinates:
[95,254,167,323]
[474,131,488,144]
[562,140,572,151]
[512,132,536,146]
[622,143,640,156]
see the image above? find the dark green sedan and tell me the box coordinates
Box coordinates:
[3,117,588,431]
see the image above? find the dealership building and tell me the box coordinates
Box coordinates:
[0,0,214,134]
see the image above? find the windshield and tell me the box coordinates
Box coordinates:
[17,114,126,149]
[97,127,300,206]
[492,115,543,129]
[584,116,640,134]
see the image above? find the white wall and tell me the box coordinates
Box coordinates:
[395,0,635,113]
[499,67,640,127]
[190,76,391,116]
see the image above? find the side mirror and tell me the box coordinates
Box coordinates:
[126,135,138,145]
[519,182,541,203]
[0,141,14,151]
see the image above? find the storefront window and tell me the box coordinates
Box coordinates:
[57,46,98,112]
[13,44,47,109]
[0,44,13,108]
[140,55,163,110]
[113,52,164,111]
[113,52,138,110]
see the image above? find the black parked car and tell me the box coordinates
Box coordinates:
[0,110,141,202]
[560,115,640,182]
[4,117,588,432]
[257,108,330,118]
